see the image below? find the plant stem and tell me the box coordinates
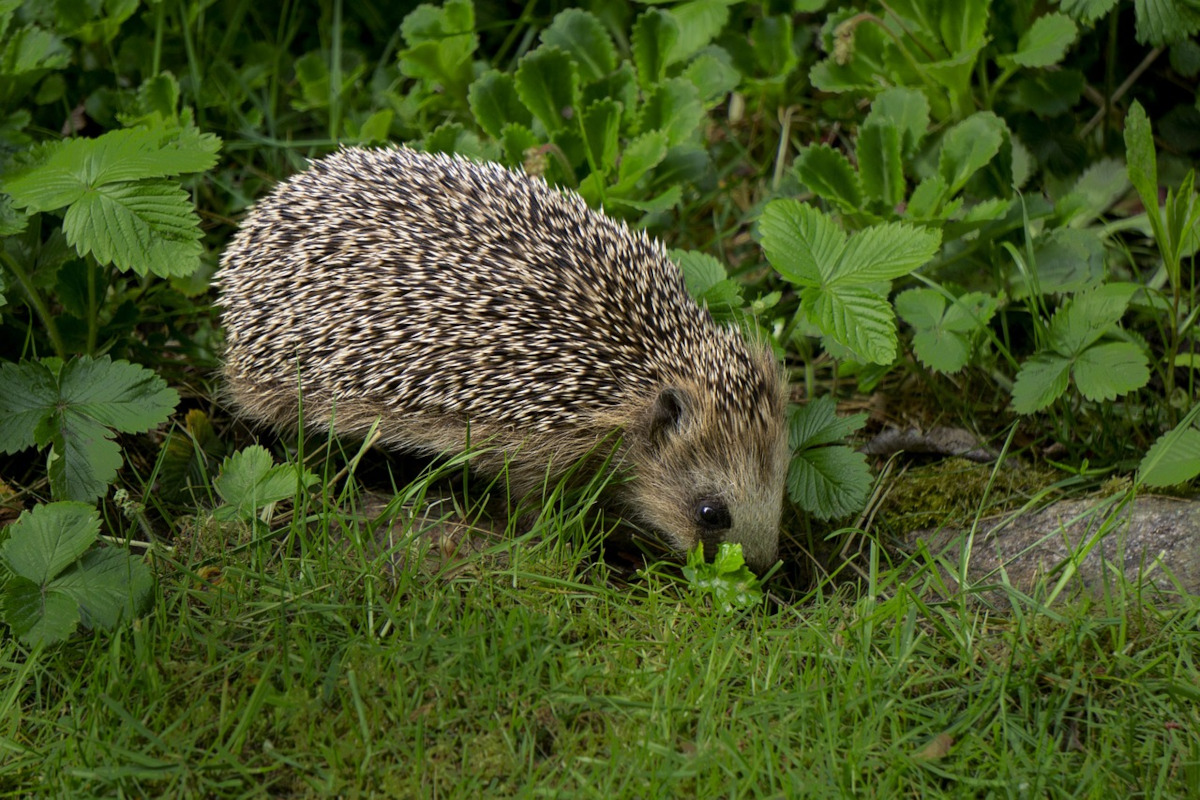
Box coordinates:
[1,251,66,359]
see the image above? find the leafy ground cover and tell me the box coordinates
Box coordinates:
[1,0,1200,796]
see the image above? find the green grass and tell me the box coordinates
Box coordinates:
[4,471,1199,797]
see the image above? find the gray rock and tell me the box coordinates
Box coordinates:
[906,495,1200,602]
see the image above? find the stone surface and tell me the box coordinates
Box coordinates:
[907,495,1200,602]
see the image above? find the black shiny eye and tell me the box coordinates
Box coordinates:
[694,498,731,531]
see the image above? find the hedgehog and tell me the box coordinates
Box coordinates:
[215,146,790,572]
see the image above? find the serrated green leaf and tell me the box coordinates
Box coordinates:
[793,144,862,210]
[0,356,178,501]
[1073,342,1150,401]
[0,360,58,453]
[632,8,679,89]
[802,284,897,365]
[514,46,579,134]
[911,327,971,373]
[682,52,740,104]
[858,122,905,208]
[787,445,871,520]
[938,112,1005,194]
[667,0,732,65]
[759,199,846,286]
[1012,353,1071,413]
[1,127,218,212]
[2,577,79,646]
[672,249,727,298]
[1139,426,1200,487]
[53,546,153,630]
[215,445,319,521]
[62,180,203,277]
[1025,227,1106,296]
[499,123,539,165]
[612,130,669,192]
[895,288,946,330]
[1059,0,1118,23]
[1002,13,1077,68]
[835,222,941,284]
[864,88,929,159]
[0,501,99,583]
[1124,102,1159,222]
[906,175,950,220]
[941,291,998,333]
[789,395,868,451]
[1048,283,1137,356]
[582,98,621,171]
[541,8,617,84]
[1133,0,1200,46]
[57,355,180,433]
[468,70,531,140]
[399,0,477,93]
[750,14,798,77]
[639,78,703,147]
[50,414,124,502]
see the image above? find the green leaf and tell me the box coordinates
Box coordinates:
[759,199,846,286]
[788,395,868,451]
[682,542,764,611]
[858,122,904,208]
[666,0,733,65]
[906,176,950,220]
[1047,283,1137,356]
[638,78,704,147]
[1012,353,1071,413]
[0,360,57,453]
[787,445,871,520]
[864,87,929,159]
[214,445,319,521]
[582,98,621,171]
[53,546,153,630]
[1073,342,1150,402]
[1124,101,1159,227]
[540,8,617,84]
[632,8,679,89]
[0,356,178,502]
[499,123,539,165]
[399,0,477,95]
[1024,227,1106,297]
[1059,0,1118,24]
[514,46,580,134]
[681,52,741,105]
[0,501,99,584]
[1055,158,1131,227]
[468,70,531,140]
[1139,425,1200,487]
[835,222,942,284]
[750,14,798,77]
[898,290,997,374]
[63,181,203,277]
[612,130,669,192]
[2,577,79,647]
[673,249,727,298]
[793,144,862,211]
[1133,0,1200,46]
[50,413,124,503]
[2,127,218,211]
[1001,13,1078,68]
[938,112,1005,195]
[802,285,897,365]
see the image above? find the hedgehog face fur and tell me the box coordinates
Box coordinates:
[216,146,790,573]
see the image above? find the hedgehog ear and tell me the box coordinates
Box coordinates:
[647,387,690,448]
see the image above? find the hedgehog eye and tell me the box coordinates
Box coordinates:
[694,498,731,532]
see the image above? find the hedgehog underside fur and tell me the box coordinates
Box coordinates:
[217,146,789,572]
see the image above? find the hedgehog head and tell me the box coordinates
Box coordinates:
[620,344,789,574]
